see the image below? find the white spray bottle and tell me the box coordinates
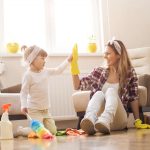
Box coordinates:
[0,104,13,139]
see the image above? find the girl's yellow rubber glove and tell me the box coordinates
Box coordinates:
[70,44,80,75]
[134,119,150,129]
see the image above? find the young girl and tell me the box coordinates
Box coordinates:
[20,45,72,135]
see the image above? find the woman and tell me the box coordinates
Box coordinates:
[71,38,150,135]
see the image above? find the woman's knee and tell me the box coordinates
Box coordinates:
[93,91,105,98]
[105,88,118,97]
[90,91,105,104]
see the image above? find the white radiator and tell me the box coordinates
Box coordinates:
[48,73,77,120]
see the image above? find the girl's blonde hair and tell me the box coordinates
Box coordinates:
[21,45,47,63]
[107,40,132,95]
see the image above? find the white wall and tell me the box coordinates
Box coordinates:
[0,0,4,51]
[102,0,150,48]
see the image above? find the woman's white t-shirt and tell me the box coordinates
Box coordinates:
[102,82,119,94]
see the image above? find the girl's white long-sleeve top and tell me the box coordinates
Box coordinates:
[20,59,69,110]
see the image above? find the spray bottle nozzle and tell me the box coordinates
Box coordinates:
[2,104,11,112]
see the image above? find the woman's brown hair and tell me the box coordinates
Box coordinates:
[107,40,132,95]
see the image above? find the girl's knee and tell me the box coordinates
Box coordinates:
[44,119,57,135]
[49,126,57,135]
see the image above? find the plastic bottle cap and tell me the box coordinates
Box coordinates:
[2,104,11,112]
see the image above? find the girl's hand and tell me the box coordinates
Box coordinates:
[21,107,28,114]
[67,54,73,63]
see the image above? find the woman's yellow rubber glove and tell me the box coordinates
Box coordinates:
[70,44,80,75]
[134,119,150,129]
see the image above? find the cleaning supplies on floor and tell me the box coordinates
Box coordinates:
[14,126,33,137]
[56,128,86,136]
[66,128,85,136]
[0,104,13,139]
[26,113,54,139]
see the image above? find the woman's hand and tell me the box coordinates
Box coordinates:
[21,107,28,114]
[134,119,150,129]
[70,44,80,75]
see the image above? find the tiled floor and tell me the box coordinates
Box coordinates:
[1,128,150,150]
